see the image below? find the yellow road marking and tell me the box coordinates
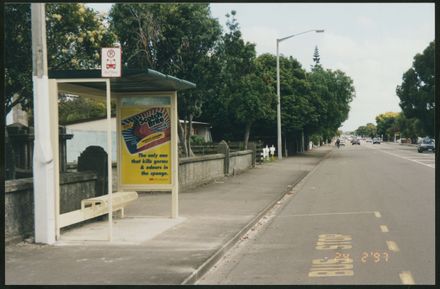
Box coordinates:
[374,211,381,218]
[399,271,415,284]
[386,241,400,252]
[380,225,389,233]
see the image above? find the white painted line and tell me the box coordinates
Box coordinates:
[373,148,435,169]
[386,240,400,252]
[407,159,435,163]
[380,225,389,233]
[399,271,415,285]
[288,211,376,217]
[374,211,381,218]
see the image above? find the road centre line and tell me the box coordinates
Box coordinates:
[380,225,389,233]
[386,241,400,252]
[287,211,377,217]
[374,211,381,218]
[399,271,415,285]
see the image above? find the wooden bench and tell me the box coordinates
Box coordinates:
[81,191,138,218]
[59,191,138,228]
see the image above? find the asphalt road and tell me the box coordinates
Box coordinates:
[198,142,435,285]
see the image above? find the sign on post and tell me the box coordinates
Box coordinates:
[101,47,121,77]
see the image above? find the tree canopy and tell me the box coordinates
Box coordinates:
[375,112,400,141]
[355,123,377,138]
[396,41,434,137]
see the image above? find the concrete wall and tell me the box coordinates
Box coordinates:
[5,178,34,243]
[178,154,225,191]
[5,171,98,244]
[229,150,253,175]
[59,172,97,213]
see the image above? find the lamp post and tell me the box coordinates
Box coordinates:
[276,29,324,159]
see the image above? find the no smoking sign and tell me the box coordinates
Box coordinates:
[101,47,121,77]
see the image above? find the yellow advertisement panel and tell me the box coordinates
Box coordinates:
[120,106,171,185]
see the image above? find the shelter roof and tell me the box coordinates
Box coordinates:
[49,69,196,92]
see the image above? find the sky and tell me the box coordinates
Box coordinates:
[85,3,434,132]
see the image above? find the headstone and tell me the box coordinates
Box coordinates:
[217,140,230,175]
[77,146,108,196]
[248,142,257,167]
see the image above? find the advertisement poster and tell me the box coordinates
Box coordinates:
[120,106,171,185]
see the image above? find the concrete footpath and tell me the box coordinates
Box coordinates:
[5,145,332,285]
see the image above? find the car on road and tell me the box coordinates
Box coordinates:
[373,138,381,144]
[417,138,435,153]
[339,139,346,146]
[366,138,372,143]
[351,138,360,145]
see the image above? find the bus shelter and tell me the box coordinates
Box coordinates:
[39,69,195,243]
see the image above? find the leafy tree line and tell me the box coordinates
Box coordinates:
[110,5,355,153]
[355,41,434,143]
[5,3,355,157]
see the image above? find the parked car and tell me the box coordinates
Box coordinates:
[417,138,435,153]
[351,138,360,145]
[373,138,381,144]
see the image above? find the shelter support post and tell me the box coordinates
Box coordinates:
[171,91,179,218]
[106,79,113,241]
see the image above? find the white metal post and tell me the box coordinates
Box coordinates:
[32,3,56,244]
[106,79,113,241]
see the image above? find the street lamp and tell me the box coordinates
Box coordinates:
[276,29,324,159]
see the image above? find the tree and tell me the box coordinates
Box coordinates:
[375,112,399,141]
[218,12,276,148]
[4,4,33,115]
[396,113,422,143]
[311,45,322,71]
[356,123,377,138]
[198,11,277,147]
[307,66,355,142]
[58,94,116,124]
[396,41,434,137]
[5,3,116,116]
[237,52,355,152]
[230,73,275,148]
[110,3,223,156]
[355,125,368,137]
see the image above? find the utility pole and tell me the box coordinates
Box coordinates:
[32,3,56,244]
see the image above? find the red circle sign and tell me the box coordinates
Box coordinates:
[107,49,115,58]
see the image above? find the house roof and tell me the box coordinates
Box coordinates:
[49,69,196,92]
